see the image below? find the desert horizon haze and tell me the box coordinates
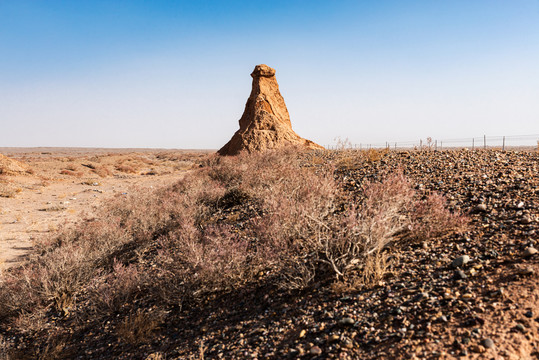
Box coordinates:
[1,1,538,148]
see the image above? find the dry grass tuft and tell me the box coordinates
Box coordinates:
[116,310,161,345]
[89,260,142,311]
[115,164,138,174]
[91,165,112,178]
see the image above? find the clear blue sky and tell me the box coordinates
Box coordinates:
[1,1,538,148]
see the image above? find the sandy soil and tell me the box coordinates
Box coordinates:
[0,148,211,269]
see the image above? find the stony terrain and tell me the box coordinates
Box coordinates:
[160,149,539,360]
[1,148,538,359]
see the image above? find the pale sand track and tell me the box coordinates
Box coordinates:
[0,148,210,269]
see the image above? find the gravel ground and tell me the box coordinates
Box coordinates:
[2,149,538,359]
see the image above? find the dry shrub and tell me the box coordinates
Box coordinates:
[330,250,390,294]
[409,193,468,241]
[357,172,415,253]
[114,155,155,174]
[252,172,411,286]
[331,147,389,169]
[59,169,83,177]
[154,148,332,295]
[160,224,253,296]
[0,267,50,328]
[116,310,161,345]
[89,260,142,311]
[155,179,248,297]
[0,184,188,327]
[0,147,467,332]
[198,150,429,289]
[92,165,111,178]
[115,164,137,174]
[130,155,155,166]
[365,148,389,162]
[252,169,467,288]
[0,176,22,198]
[360,251,390,286]
[0,215,131,324]
[335,151,359,169]
[103,186,198,244]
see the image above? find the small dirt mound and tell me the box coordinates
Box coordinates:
[0,154,31,175]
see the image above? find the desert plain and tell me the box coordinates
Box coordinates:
[0,148,208,268]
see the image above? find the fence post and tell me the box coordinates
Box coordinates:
[394,142,397,150]
[502,136,506,151]
[440,141,442,150]
[435,140,437,151]
[472,138,475,150]
[484,135,486,149]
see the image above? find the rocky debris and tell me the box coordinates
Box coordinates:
[481,337,494,349]
[474,203,488,212]
[339,317,355,326]
[0,154,31,175]
[523,246,538,257]
[452,255,470,268]
[515,265,535,276]
[455,269,467,279]
[310,345,322,355]
[218,65,323,155]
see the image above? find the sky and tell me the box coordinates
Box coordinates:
[0,0,538,149]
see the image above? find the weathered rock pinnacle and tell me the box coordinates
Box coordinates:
[218,64,323,156]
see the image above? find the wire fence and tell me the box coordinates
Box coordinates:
[324,134,539,151]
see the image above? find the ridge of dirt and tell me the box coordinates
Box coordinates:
[1,149,538,359]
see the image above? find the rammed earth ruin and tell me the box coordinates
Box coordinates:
[218,64,323,155]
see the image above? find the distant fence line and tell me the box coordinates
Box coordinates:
[324,134,539,151]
